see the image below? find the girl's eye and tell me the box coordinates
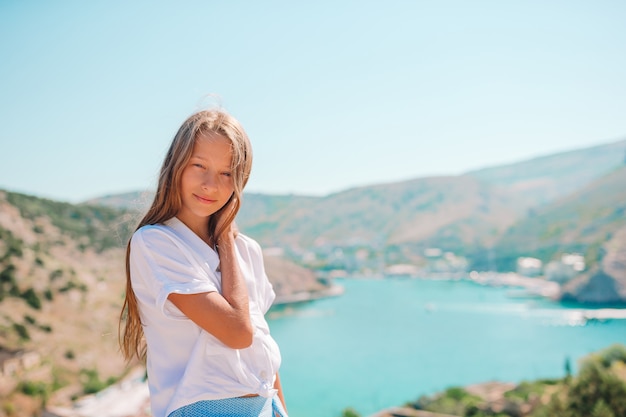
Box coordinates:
[192,163,205,169]
[221,172,232,177]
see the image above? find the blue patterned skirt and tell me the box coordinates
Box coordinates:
[167,396,288,417]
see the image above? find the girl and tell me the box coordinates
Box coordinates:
[119,109,287,417]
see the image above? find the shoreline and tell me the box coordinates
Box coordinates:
[272,283,345,306]
[466,271,561,300]
[331,272,626,322]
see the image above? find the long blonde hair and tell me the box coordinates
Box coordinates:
[119,109,253,361]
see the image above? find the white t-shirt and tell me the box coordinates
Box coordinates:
[129,217,282,417]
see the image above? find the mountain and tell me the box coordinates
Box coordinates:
[465,137,626,206]
[493,166,626,272]
[238,175,524,253]
[88,138,626,272]
[561,224,626,305]
[89,179,524,265]
[235,139,624,271]
[85,190,154,211]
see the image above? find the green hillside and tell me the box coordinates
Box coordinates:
[236,192,318,239]
[0,190,132,415]
[89,179,523,260]
[238,176,523,254]
[494,166,626,271]
[5,191,135,251]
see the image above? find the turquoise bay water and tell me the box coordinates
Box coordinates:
[268,278,626,417]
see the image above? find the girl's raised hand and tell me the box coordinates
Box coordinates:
[215,195,239,245]
[169,192,253,349]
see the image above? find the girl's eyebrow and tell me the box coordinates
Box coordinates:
[189,154,232,169]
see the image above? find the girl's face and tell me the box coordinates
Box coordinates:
[176,134,234,234]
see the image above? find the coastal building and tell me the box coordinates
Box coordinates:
[516,257,542,277]
[423,248,468,274]
[385,263,419,277]
[545,253,586,283]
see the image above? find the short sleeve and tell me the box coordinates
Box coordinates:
[130,226,219,320]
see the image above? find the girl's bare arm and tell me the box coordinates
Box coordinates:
[168,224,253,349]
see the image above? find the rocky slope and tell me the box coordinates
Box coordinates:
[0,191,131,416]
[561,224,626,304]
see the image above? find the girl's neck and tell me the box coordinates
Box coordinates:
[176,215,213,246]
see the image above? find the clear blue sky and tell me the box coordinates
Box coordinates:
[1,1,625,203]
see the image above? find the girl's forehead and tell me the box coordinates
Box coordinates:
[191,133,233,162]
[193,133,233,153]
[195,132,230,145]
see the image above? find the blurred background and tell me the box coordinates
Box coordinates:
[1,1,626,417]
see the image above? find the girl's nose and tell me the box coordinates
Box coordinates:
[201,173,218,191]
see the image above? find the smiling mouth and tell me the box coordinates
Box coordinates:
[194,194,216,204]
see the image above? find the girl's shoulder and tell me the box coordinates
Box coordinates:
[132,222,176,242]
[236,233,262,252]
[235,234,267,264]
[130,220,191,253]
[134,222,170,234]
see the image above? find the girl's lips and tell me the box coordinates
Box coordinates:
[194,194,216,204]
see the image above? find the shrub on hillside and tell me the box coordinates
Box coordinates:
[538,352,626,417]
[19,380,48,397]
[39,323,52,332]
[49,269,63,281]
[504,380,551,402]
[567,360,626,416]
[0,226,24,261]
[59,280,88,293]
[12,322,30,340]
[412,386,483,416]
[20,288,42,310]
[0,264,18,300]
[80,368,118,395]
[594,344,626,368]
[340,408,361,417]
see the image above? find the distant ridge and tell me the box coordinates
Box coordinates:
[85,138,626,274]
[85,190,154,211]
[237,175,523,252]
[87,138,626,208]
[465,137,626,206]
